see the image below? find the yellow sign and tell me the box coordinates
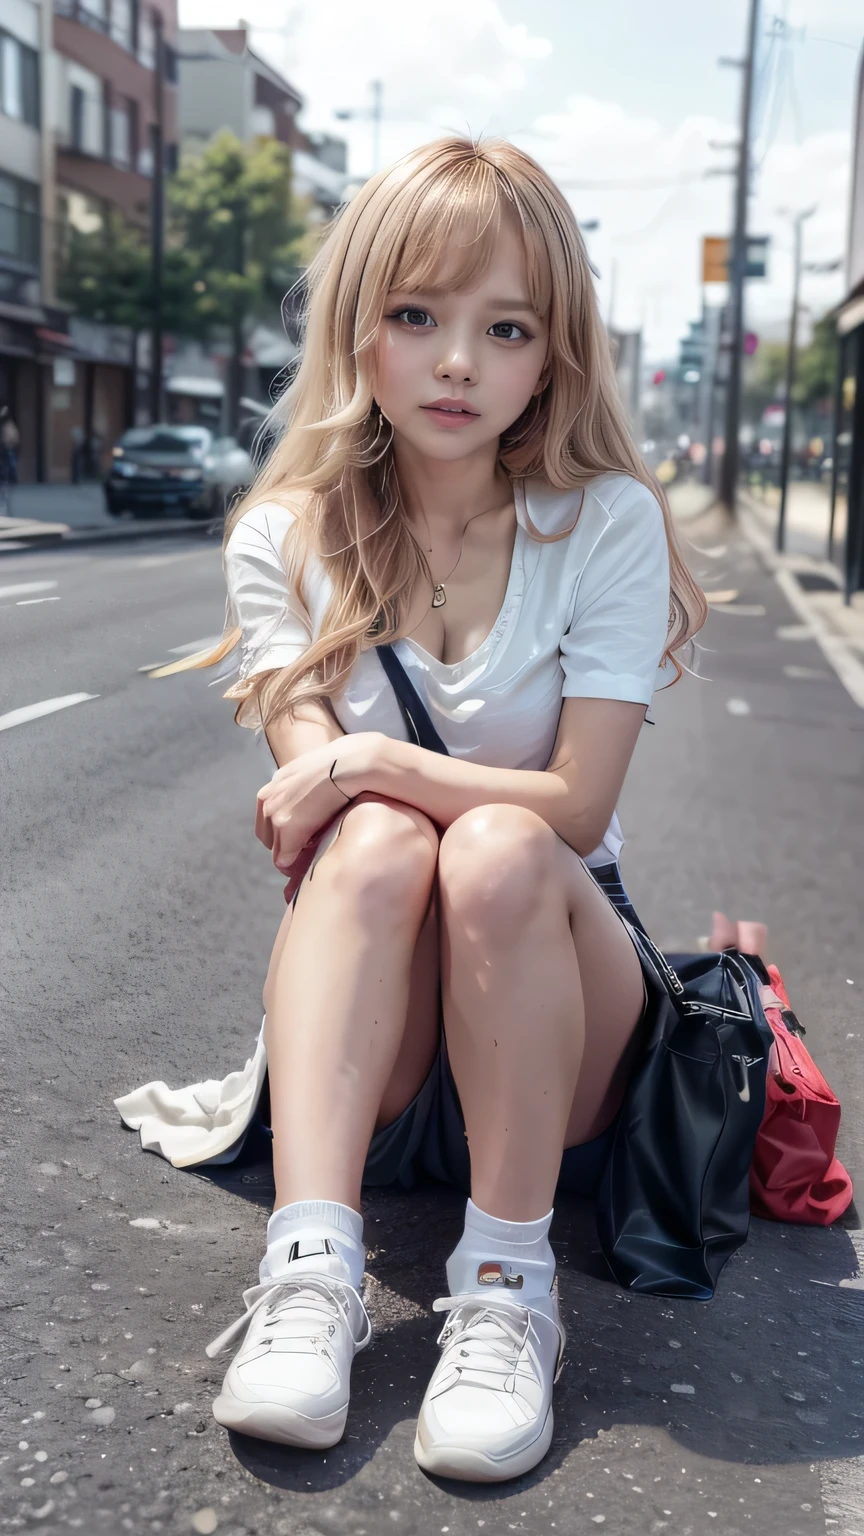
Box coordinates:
[702,236,729,284]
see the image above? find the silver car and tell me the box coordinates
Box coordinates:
[105,426,255,520]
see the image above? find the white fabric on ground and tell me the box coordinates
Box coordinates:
[114,1018,266,1169]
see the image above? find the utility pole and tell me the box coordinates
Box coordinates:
[719,0,760,515]
[776,207,816,552]
[227,201,246,437]
[149,10,165,424]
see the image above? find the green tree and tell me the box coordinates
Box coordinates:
[57,132,310,422]
[169,132,308,428]
[57,210,150,331]
[742,312,838,429]
[58,211,210,336]
[795,314,836,406]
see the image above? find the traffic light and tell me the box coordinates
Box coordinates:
[678,321,704,381]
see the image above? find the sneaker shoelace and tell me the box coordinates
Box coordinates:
[430,1292,565,1397]
[205,1277,371,1360]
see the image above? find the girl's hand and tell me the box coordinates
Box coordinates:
[255,732,384,874]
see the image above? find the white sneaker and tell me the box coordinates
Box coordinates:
[207,1258,371,1448]
[414,1288,566,1482]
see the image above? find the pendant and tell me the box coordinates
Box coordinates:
[431,583,447,608]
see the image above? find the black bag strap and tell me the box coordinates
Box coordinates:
[377,643,451,756]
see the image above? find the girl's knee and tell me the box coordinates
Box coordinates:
[438,804,559,940]
[321,795,439,917]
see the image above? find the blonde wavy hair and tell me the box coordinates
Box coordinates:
[162,135,706,727]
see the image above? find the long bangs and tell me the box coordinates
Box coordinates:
[361,153,553,341]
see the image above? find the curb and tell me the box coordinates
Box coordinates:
[0,517,222,556]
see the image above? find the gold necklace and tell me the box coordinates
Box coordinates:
[426,498,511,609]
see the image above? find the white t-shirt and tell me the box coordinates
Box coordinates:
[223,471,672,868]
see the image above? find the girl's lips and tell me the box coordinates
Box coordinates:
[420,405,480,427]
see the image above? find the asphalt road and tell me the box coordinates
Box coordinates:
[1,513,863,1536]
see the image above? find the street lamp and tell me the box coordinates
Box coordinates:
[335,80,383,174]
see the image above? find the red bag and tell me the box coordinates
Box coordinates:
[750,965,853,1225]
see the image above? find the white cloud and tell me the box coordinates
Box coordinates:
[176,0,853,358]
[517,99,850,358]
[180,0,551,161]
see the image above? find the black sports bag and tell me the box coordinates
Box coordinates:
[597,930,773,1300]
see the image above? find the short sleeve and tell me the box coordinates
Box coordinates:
[224,502,313,682]
[559,479,671,705]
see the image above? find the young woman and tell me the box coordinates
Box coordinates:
[117,135,705,1483]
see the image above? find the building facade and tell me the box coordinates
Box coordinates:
[48,0,177,480]
[0,0,64,481]
[0,0,179,481]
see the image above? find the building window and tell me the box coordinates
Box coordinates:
[79,0,108,30]
[0,173,40,270]
[110,99,134,168]
[63,61,105,157]
[137,6,156,69]
[70,84,85,150]
[110,0,136,52]
[0,31,39,128]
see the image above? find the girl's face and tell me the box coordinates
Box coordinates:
[373,218,549,463]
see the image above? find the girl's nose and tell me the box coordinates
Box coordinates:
[434,350,477,386]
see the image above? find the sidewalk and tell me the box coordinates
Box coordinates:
[0,481,208,551]
[3,481,111,528]
[667,478,864,705]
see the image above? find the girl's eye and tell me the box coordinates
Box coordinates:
[489,321,528,341]
[392,308,435,328]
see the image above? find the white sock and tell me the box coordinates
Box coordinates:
[259,1199,365,1289]
[446,1198,556,1301]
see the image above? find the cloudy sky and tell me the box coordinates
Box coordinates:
[179,0,862,359]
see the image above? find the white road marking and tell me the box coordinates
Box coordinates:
[17,596,61,606]
[709,602,767,617]
[783,664,830,680]
[776,623,814,641]
[0,579,58,600]
[0,693,99,733]
[135,552,214,569]
[726,698,752,716]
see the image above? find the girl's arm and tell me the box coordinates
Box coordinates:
[346,697,646,857]
[259,697,646,867]
[257,694,348,869]
[264,693,344,768]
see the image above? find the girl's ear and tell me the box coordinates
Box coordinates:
[533,364,552,397]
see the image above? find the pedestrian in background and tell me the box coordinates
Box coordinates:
[117,136,707,1483]
[0,407,19,486]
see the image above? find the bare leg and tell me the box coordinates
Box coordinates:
[264,797,440,1213]
[438,805,644,1221]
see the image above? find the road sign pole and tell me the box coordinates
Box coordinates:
[777,208,815,552]
[719,0,760,516]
